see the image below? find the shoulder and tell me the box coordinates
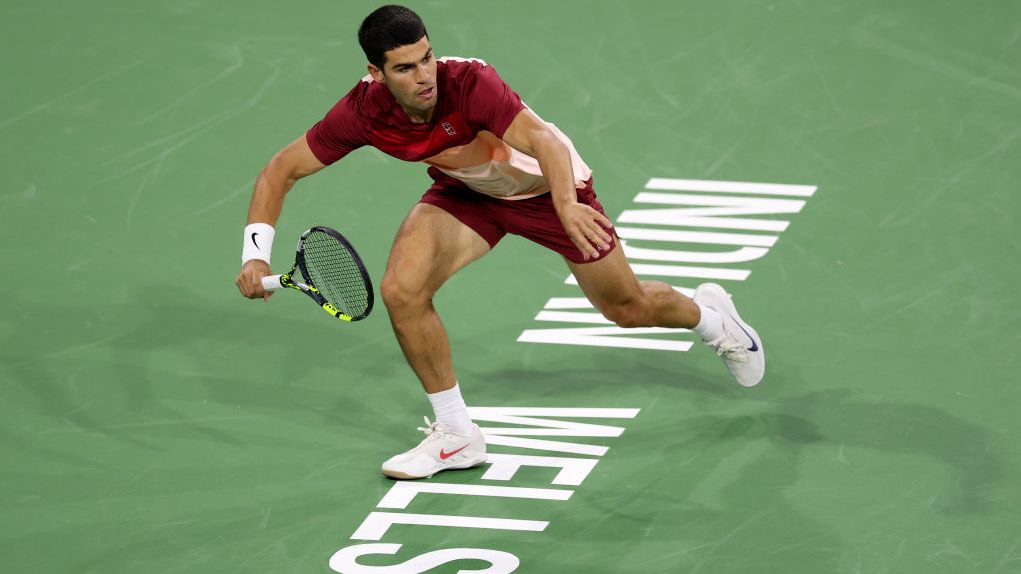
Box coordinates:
[323,77,393,124]
[437,57,524,136]
[438,57,502,86]
[438,56,491,69]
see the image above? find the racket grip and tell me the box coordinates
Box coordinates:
[261,274,284,291]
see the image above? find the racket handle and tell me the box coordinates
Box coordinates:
[261,274,284,291]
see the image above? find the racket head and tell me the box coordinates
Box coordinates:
[295,226,374,321]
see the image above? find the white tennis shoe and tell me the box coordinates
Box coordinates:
[381,417,487,480]
[694,283,766,387]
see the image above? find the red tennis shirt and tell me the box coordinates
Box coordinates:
[305,57,592,200]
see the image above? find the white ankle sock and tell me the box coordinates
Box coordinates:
[427,383,474,436]
[692,303,725,341]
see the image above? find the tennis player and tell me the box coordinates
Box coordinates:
[235,5,765,479]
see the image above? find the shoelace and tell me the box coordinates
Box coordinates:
[416,416,450,439]
[712,335,748,363]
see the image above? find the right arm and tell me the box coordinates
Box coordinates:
[235,135,327,300]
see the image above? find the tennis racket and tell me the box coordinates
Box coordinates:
[261,226,374,322]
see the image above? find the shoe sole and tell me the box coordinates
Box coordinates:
[382,457,487,480]
[695,283,765,387]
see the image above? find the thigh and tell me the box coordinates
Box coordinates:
[566,246,643,309]
[385,203,492,294]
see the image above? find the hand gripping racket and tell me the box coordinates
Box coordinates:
[261,226,374,321]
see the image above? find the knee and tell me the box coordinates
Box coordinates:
[600,299,648,328]
[380,273,431,312]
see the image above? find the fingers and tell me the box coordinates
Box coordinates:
[235,261,272,300]
[563,205,614,261]
[575,230,603,261]
[594,211,613,234]
[587,214,613,246]
[235,274,266,299]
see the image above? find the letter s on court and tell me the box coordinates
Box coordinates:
[329,543,520,574]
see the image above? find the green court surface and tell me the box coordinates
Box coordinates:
[2,1,1020,572]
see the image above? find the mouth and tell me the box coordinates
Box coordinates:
[416,86,435,100]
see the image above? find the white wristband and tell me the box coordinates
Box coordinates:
[242,223,275,265]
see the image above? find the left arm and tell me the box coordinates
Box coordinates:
[502,109,612,261]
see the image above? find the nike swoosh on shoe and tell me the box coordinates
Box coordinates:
[730,315,759,352]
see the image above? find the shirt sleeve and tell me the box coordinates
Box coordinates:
[462,63,526,138]
[305,90,368,165]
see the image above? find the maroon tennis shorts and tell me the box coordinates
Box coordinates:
[419,174,617,264]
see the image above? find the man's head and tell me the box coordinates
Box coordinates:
[358,5,428,69]
[359,5,437,120]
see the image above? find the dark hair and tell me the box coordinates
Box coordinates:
[358,5,429,69]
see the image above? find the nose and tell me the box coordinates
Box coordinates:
[415,63,431,84]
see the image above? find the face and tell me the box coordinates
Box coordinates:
[368,36,437,121]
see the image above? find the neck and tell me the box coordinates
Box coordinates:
[402,105,433,124]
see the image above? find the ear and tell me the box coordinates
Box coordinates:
[367,64,385,84]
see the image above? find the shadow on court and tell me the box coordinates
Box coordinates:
[3,290,1017,573]
[0,286,396,448]
[466,357,1013,571]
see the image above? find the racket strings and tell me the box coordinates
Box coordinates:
[301,231,370,316]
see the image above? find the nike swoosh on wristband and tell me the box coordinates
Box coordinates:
[439,444,469,460]
[251,232,260,249]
